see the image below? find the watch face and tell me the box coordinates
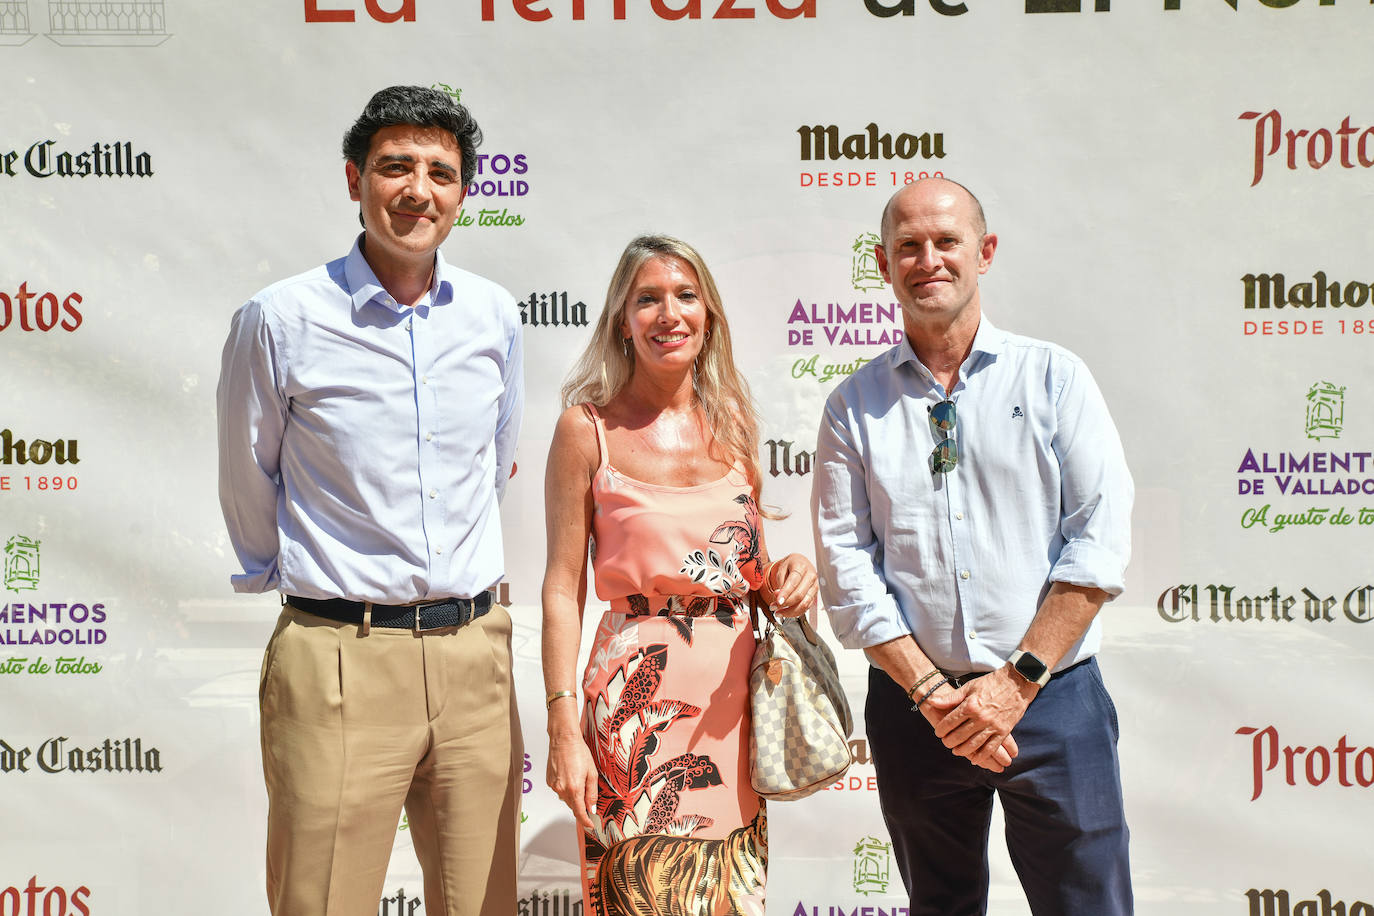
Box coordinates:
[1014,652,1048,682]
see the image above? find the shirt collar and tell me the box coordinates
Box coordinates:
[892,314,1008,388]
[343,234,455,315]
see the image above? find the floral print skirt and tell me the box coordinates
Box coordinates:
[578,594,766,916]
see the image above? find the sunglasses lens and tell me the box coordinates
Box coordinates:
[929,400,957,432]
[930,438,959,474]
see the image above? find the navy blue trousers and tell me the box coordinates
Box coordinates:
[866,658,1133,916]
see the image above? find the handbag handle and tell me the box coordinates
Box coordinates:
[750,593,822,647]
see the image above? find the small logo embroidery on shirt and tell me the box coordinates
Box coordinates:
[1011,406,1024,419]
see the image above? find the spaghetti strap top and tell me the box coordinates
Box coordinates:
[584,403,765,607]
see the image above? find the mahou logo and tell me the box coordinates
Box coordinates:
[1244,889,1374,916]
[1236,725,1374,801]
[1,284,83,333]
[0,877,91,916]
[798,123,944,163]
[0,431,79,467]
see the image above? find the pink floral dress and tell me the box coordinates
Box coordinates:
[577,405,767,916]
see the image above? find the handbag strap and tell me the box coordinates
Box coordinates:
[749,591,776,638]
[752,594,825,648]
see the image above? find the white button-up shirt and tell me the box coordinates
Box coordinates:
[812,317,1132,674]
[217,237,523,603]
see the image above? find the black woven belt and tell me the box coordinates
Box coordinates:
[286,593,492,630]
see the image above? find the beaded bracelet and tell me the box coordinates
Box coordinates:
[912,675,952,712]
[905,669,940,702]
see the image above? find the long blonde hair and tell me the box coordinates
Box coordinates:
[562,235,766,503]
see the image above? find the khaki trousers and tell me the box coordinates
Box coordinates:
[259,602,522,916]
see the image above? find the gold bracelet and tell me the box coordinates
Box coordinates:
[762,561,783,602]
[545,689,576,709]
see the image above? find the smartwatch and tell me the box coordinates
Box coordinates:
[1008,649,1051,687]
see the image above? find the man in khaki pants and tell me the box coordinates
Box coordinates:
[217,86,524,916]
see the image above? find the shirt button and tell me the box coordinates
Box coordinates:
[425,432,434,442]
[428,489,438,499]
[960,569,971,580]
[955,512,964,520]
[421,375,429,385]
[968,631,978,640]
[818,576,828,587]
[406,319,413,330]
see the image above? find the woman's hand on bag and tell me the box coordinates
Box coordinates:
[767,553,819,618]
[546,733,599,831]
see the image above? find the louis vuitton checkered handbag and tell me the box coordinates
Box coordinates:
[749,605,854,800]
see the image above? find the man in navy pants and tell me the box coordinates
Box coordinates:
[813,177,1134,916]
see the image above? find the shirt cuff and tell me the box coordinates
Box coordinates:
[1050,540,1127,597]
[826,592,913,651]
[231,567,279,594]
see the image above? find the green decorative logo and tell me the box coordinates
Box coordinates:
[432,82,462,104]
[852,835,892,896]
[851,233,885,291]
[4,535,40,593]
[1305,381,1345,441]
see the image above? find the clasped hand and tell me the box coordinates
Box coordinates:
[922,668,1036,773]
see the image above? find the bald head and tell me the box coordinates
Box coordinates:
[880,177,987,249]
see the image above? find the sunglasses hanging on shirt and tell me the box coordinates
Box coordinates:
[928,398,958,475]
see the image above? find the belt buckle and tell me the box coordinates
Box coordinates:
[412,598,473,630]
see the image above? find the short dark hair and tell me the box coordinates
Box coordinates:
[341,85,483,187]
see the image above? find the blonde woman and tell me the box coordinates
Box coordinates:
[541,236,817,914]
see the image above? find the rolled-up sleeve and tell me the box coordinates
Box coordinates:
[216,300,287,593]
[1049,360,1134,597]
[812,390,913,650]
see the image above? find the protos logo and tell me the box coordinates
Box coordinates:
[1,285,83,333]
[1236,725,1374,801]
[0,877,91,916]
[1241,110,1374,187]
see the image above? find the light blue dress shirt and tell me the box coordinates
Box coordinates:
[217,237,524,603]
[812,317,1132,674]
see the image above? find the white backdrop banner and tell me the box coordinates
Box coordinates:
[3,1,1372,914]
